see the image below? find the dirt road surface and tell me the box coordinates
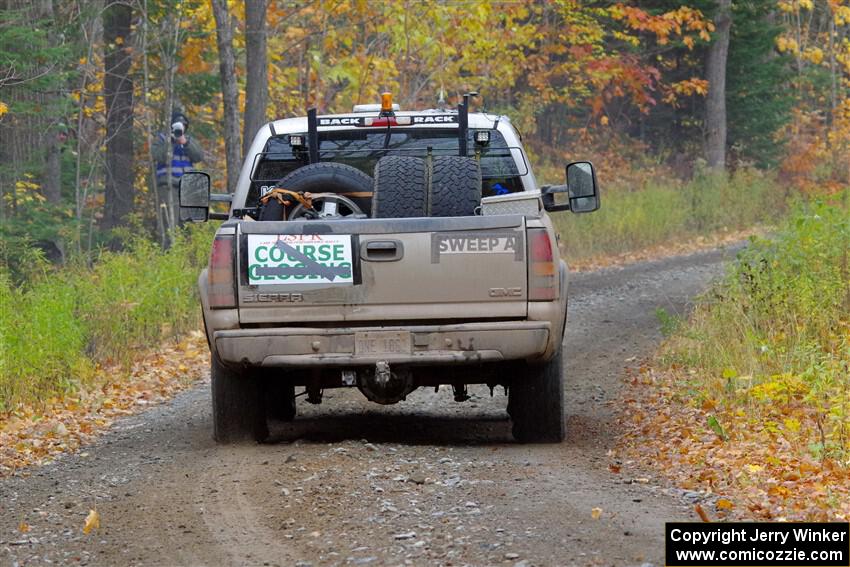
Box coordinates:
[0,247,739,567]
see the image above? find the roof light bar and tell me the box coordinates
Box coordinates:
[353,103,400,113]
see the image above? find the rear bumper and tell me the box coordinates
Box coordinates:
[214,321,550,367]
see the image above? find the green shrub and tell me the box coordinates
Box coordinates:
[553,168,785,261]
[0,260,91,407]
[0,225,215,411]
[663,198,850,460]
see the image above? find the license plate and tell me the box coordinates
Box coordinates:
[355,331,412,356]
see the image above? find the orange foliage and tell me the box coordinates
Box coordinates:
[777,0,850,193]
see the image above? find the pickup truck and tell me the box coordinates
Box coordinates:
[179,95,599,444]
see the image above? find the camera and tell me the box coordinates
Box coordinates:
[171,122,185,139]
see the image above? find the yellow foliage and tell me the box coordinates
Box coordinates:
[672,78,709,96]
[804,47,824,65]
[776,36,799,53]
[784,417,801,433]
[836,5,850,25]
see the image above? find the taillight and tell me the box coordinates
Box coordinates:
[208,235,236,309]
[528,228,558,301]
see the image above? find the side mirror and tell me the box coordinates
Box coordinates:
[541,161,600,214]
[179,171,211,223]
[566,161,599,213]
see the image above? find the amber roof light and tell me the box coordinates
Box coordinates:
[380,92,393,114]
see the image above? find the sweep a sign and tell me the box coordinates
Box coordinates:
[247,234,354,286]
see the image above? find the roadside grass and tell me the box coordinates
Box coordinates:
[0,225,214,412]
[621,197,850,520]
[553,168,786,262]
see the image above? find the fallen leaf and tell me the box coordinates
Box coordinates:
[591,507,602,520]
[694,504,711,522]
[83,509,100,534]
[19,521,30,533]
[608,463,621,474]
[716,498,734,510]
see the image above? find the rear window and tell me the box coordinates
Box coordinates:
[247,128,527,207]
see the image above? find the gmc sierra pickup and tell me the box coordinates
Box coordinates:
[179,95,599,444]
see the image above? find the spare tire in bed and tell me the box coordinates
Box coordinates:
[258,162,374,221]
[371,156,429,218]
[428,156,482,217]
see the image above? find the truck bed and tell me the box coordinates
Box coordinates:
[235,215,530,324]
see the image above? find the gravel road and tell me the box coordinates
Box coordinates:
[0,247,739,567]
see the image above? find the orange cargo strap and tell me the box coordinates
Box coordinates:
[260,187,313,209]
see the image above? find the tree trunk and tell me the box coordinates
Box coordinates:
[102,1,134,232]
[705,0,732,171]
[43,137,62,204]
[162,30,177,236]
[243,0,268,158]
[212,0,241,192]
[38,0,62,206]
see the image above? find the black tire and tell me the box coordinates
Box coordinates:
[371,156,428,218]
[211,353,269,443]
[508,350,565,443]
[428,156,482,217]
[259,162,373,220]
[266,379,296,422]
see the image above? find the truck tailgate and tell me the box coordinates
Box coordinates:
[237,216,528,324]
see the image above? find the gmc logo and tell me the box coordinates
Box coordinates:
[489,287,522,298]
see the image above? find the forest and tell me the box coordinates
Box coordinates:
[1,0,850,529]
[1,0,845,256]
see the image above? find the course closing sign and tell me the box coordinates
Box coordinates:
[247,234,354,286]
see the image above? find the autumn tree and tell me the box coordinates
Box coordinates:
[35,0,63,207]
[242,0,268,157]
[211,0,240,192]
[102,0,135,232]
[705,0,732,169]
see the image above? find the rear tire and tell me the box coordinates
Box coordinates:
[508,350,565,443]
[371,156,428,218]
[211,353,269,443]
[428,156,482,217]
